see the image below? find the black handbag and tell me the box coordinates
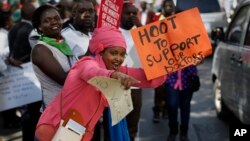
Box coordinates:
[187,75,200,92]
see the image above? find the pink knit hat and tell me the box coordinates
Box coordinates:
[89,27,127,55]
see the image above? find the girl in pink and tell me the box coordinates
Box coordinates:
[35,26,166,141]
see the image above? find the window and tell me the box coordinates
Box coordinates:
[176,0,227,35]
[176,0,221,13]
[244,19,250,46]
[227,6,250,44]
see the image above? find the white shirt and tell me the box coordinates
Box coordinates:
[61,24,91,59]
[141,10,148,25]
[29,29,40,48]
[120,27,142,68]
[0,28,9,59]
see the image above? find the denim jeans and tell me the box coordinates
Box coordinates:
[126,89,142,141]
[166,85,193,135]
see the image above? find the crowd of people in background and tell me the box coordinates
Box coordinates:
[0,0,204,141]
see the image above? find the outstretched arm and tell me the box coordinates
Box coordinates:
[119,66,167,88]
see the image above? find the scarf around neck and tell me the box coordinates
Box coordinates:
[39,35,73,56]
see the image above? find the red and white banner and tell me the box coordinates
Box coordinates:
[97,0,123,29]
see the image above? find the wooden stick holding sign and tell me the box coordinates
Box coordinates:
[97,0,123,28]
[130,8,212,80]
[88,76,133,126]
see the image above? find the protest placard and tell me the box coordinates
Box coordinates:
[97,0,123,28]
[88,76,133,126]
[0,62,42,111]
[130,8,212,80]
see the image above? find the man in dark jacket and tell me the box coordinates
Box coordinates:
[8,2,42,141]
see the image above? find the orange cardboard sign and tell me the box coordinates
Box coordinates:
[130,8,212,80]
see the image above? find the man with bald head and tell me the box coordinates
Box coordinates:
[62,0,96,59]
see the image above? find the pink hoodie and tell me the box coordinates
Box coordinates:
[36,55,166,141]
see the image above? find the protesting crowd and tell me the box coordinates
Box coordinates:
[0,0,207,141]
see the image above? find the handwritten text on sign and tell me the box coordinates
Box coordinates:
[0,63,42,111]
[88,76,133,126]
[97,0,123,28]
[131,8,212,80]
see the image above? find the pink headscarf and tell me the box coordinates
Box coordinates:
[89,27,127,55]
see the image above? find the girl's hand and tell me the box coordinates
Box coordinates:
[194,53,204,66]
[6,58,23,68]
[111,71,140,90]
